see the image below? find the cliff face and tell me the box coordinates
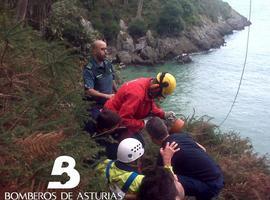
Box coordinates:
[38,0,251,65]
[114,9,250,65]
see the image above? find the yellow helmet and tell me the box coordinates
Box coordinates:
[156,72,176,96]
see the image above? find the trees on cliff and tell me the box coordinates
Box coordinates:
[15,0,52,30]
[156,2,185,36]
[136,0,144,19]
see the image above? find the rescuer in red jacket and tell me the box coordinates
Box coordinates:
[104,72,177,133]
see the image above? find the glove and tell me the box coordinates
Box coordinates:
[165,111,176,120]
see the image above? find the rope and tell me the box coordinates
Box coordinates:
[218,0,252,127]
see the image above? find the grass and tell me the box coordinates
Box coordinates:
[140,114,270,199]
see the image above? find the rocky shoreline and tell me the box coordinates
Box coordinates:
[110,9,250,65]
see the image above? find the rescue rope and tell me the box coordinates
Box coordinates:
[219,0,252,127]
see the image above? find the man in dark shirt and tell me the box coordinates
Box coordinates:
[83,40,117,114]
[146,117,224,200]
[83,40,117,134]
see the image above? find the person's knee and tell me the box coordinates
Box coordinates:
[211,175,224,196]
[198,177,224,199]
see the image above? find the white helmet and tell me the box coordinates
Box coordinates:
[117,138,144,163]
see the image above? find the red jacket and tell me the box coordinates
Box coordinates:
[104,78,165,132]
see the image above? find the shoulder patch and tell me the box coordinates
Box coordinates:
[85,62,93,70]
[104,59,112,66]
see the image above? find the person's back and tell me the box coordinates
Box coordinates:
[105,77,151,115]
[96,138,145,198]
[105,77,164,132]
[96,159,144,194]
[157,133,222,182]
[146,117,224,200]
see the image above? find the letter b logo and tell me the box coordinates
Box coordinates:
[48,156,80,189]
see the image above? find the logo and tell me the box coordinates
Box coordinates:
[4,156,125,200]
[47,156,80,189]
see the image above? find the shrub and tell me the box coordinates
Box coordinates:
[194,0,232,22]
[0,14,105,192]
[47,0,96,52]
[180,0,195,17]
[128,19,147,38]
[91,9,120,42]
[103,21,120,42]
[156,2,185,36]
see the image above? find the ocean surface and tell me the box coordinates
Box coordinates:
[121,0,270,154]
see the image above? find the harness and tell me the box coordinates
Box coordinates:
[158,72,169,87]
[157,72,169,97]
[149,72,169,98]
[106,160,138,193]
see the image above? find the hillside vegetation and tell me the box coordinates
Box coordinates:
[9,0,233,52]
[78,0,231,38]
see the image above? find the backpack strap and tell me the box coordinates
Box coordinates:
[105,160,115,183]
[121,172,138,193]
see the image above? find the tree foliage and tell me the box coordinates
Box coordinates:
[156,2,185,36]
[47,0,99,56]
[4,0,234,44]
[128,19,147,38]
[191,0,232,22]
[0,9,105,192]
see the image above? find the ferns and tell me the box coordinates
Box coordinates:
[0,9,104,193]
[16,131,66,162]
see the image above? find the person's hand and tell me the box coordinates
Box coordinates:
[105,94,114,99]
[160,142,180,166]
[165,111,176,120]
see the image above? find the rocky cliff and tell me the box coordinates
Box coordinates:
[113,9,250,65]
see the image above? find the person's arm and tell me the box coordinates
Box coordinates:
[83,68,114,99]
[113,80,118,93]
[110,62,118,93]
[160,143,185,200]
[96,159,110,175]
[118,93,145,131]
[160,142,180,167]
[151,101,165,118]
[86,88,114,99]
